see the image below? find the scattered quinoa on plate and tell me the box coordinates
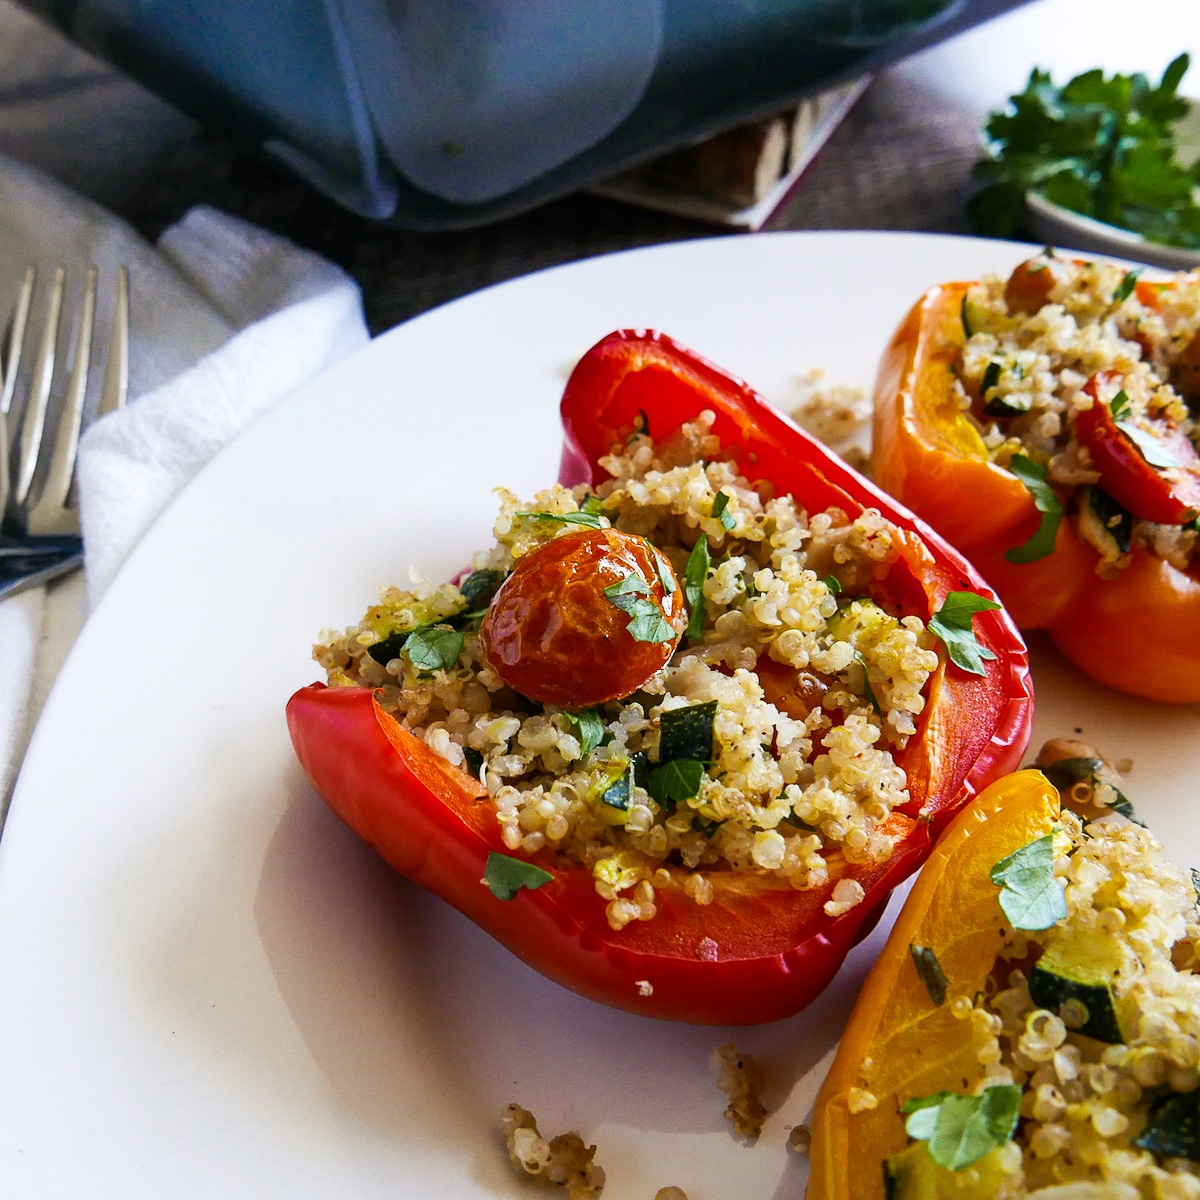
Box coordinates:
[314,411,939,932]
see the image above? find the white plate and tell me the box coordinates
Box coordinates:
[2,231,1198,1199]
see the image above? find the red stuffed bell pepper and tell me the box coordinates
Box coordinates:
[288,330,1033,1026]
[873,252,1200,704]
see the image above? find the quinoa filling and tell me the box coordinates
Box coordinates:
[314,412,940,931]
[955,252,1200,577]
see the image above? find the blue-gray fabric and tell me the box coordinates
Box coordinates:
[16,0,1029,227]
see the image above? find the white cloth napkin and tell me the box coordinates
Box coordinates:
[0,155,369,817]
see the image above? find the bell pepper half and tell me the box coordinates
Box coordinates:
[873,281,1200,704]
[807,769,1061,1200]
[287,329,1033,1026]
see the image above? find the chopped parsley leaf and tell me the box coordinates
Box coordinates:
[405,626,465,671]
[903,1086,1022,1171]
[989,833,1068,930]
[652,547,677,594]
[711,489,737,531]
[910,944,948,1006]
[647,758,705,807]
[684,536,711,640]
[560,708,605,760]
[482,852,553,901]
[927,591,1000,676]
[515,509,605,528]
[1113,268,1143,303]
[1005,454,1063,564]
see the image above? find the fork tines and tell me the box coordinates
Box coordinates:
[0,264,129,541]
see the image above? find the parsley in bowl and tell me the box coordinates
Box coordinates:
[969,54,1200,269]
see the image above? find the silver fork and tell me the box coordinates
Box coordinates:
[0,265,129,600]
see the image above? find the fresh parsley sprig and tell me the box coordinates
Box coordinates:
[903,1086,1022,1171]
[927,591,1001,676]
[968,55,1200,251]
[603,572,676,644]
[989,833,1068,930]
[1005,455,1063,564]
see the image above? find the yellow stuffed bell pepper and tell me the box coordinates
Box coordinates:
[808,770,1061,1200]
[809,763,1200,1199]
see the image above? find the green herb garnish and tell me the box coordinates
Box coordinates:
[1039,756,1143,825]
[903,1086,1022,1171]
[483,852,553,901]
[463,747,484,777]
[516,509,605,528]
[1083,486,1133,555]
[822,575,842,595]
[1109,389,1132,419]
[990,833,1068,930]
[1113,268,1143,303]
[603,572,676,645]
[684,536,711,640]
[968,54,1200,252]
[405,626,465,671]
[980,360,1002,398]
[560,708,605,760]
[652,547,677,594]
[910,944,948,1007]
[854,650,882,714]
[647,758,706,807]
[659,700,718,764]
[927,591,1001,676]
[711,489,737,531]
[367,629,411,666]
[1005,454,1063,564]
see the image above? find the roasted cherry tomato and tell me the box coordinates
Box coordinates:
[1075,370,1200,525]
[479,527,684,707]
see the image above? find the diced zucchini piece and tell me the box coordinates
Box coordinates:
[1076,487,1132,562]
[1134,1089,1200,1162]
[658,701,717,764]
[1027,936,1132,1043]
[961,291,991,340]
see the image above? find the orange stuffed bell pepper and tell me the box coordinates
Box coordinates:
[288,330,1032,1026]
[873,251,1200,703]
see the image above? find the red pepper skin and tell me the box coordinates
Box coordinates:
[1075,372,1200,524]
[287,330,1033,1025]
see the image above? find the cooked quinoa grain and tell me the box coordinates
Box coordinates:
[712,1042,768,1139]
[500,1104,605,1199]
[315,412,940,928]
